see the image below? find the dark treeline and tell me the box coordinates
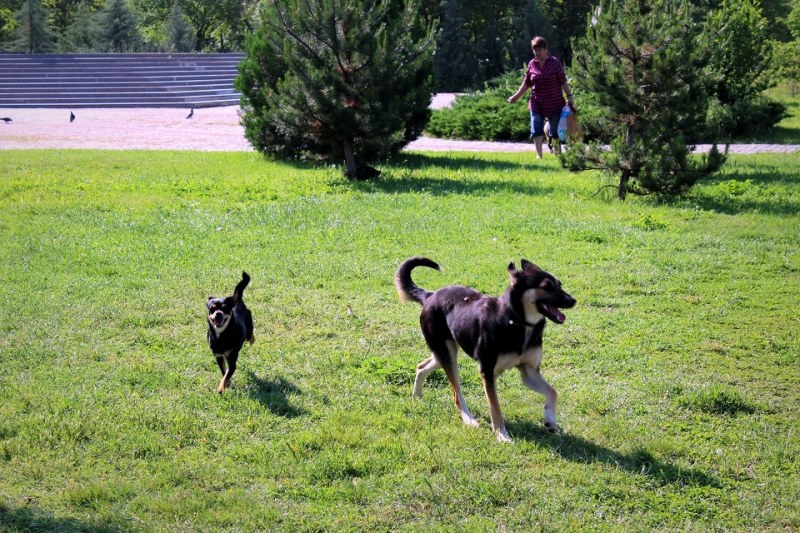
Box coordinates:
[0,0,257,54]
[0,0,795,92]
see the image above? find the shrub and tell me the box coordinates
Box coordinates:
[426,71,531,141]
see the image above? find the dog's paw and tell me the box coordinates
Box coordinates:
[544,421,557,433]
[496,431,514,443]
[462,416,480,428]
[248,335,255,345]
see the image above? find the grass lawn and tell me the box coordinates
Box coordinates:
[1,149,798,531]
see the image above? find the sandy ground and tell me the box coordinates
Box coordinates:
[1,99,797,154]
[0,106,252,151]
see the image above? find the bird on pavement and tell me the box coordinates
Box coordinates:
[70,111,75,123]
[186,107,194,119]
[1,117,11,123]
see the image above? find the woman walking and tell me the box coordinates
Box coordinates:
[508,36,574,159]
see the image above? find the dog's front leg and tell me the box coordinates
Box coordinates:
[480,370,512,443]
[519,363,557,432]
[217,353,238,393]
[215,355,227,393]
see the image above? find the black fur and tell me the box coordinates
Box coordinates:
[396,256,576,442]
[206,272,254,393]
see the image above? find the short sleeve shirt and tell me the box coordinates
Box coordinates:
[523,55,567,117]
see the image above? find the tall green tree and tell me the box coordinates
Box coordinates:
[91,0,140,52]
[10,0,56,52]
[59,0,94,50]
[507,0,556,69]
[236,0,435,178]
[434,0,479,91]
[563,0,726,200]
[166,0,194,52]
[774,0,800,94]
[704,0,783,137]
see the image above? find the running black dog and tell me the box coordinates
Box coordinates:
[396,257,575,442]
[206,272,254,393]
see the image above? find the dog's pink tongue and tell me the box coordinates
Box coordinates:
[554,309,566,322]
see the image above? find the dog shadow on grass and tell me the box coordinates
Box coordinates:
[506,419,720,488]
[245,371,306,418]
[0,502,116,533]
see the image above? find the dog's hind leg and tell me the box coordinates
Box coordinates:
[413,356,441,399]
[518,362,557,433]
[437,341,479,428]
[481,372,512,443]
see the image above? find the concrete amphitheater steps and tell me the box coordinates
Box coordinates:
[0,53,244,108]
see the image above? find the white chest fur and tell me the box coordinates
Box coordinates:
[494,345,543,376]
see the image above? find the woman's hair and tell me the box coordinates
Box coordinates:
[531,36,548,50]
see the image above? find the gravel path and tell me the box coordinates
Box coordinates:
[1,105,797,154]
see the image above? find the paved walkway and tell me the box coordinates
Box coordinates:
[1,105,797,154]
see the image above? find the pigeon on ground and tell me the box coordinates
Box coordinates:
[186,107,194,119]
[1,117,11,123]
[70,111,75,123]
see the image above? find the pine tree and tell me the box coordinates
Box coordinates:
[60,2,95,52]
[10,0,56,53]
[562,0,727,200]
[167,1,195,52]
[236,0,435,178]
[91,0,141,52]
[434,0,480,91]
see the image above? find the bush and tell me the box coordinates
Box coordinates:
[426,71,530,141]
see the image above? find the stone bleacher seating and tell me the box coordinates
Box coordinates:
[0,53,244,108]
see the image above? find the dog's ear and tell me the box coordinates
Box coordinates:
[521,259,541,273]
[207,295,215,302]
[508,262,518,279]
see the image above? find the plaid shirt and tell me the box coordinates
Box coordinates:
[523,55,567,116]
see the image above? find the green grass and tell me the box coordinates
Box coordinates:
[748,82,800,144]
[1,149,799,531]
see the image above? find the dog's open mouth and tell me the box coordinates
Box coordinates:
[538,303,566,324]
[210,314,227,328]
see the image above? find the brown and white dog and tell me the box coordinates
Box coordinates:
[395,257,575,442]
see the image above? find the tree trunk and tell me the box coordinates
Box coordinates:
[341,137,358,178]
[618,123,635,200]
[618,172,629,200]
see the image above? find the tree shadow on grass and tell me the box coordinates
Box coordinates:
[506,419,721,489]
[0,501,125,533]
[244,370,306,418]
[394,152,540,173]
[335,153,558,197]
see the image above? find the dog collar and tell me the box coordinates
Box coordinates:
[507,306,539,329]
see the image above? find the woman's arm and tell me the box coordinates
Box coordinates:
[562,80,575,110]
[507,81,529,104]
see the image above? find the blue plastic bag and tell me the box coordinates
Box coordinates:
[557,104,571,143]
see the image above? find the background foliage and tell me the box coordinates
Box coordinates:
[0,0,796,95]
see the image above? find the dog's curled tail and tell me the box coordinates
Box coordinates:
[234,271,250,301]
[395,257,441,305]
